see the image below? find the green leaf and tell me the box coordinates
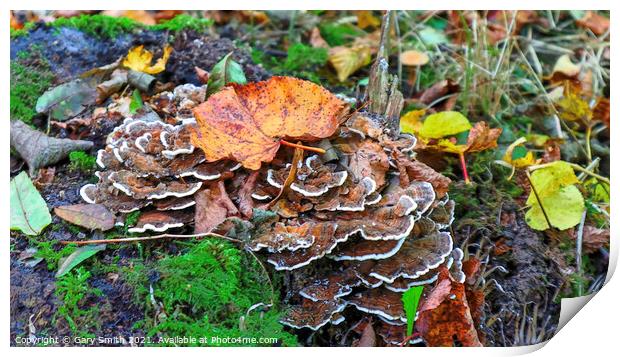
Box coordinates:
[525,185,585,231]
[511,146,529,161]
[206,52,247,97]
[56,244,106,277]
[129,89,143,114]
[402,286,424,337]
[10,171,52,236]
[419,111,472,139]
[35,79,97,121]
[419,27,449,46]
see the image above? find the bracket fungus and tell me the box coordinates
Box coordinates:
[78,77,460,346]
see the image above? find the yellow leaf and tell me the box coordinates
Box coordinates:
[584,178,610,204]
[329,45,371,82]
[502,137,537,168]
[527,160,579,200]
[525,185,585,230]
[556,85,592,123]
[525,133,550,147]
[419,111,472,139]
[400,109,426,134]
[123,45,173,75]
[355,10,380,29]
[436,139,467,154]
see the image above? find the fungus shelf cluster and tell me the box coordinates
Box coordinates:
[80,78,462,346]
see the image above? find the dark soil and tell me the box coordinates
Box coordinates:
[11,24,267,86]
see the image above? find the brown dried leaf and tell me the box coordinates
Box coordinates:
[416,267,482,347]
[194,181,239,234]
[465,121,502,153]
[237,171,259,218]
[194,66,210,84]
[356,322,377,347]
[581,226,610,253]
[54,204,115,231]
[391,150,451,197]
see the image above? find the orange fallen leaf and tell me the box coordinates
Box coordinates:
[593,97,610,128]
[576,11,610,36]
[416,266,483,347]
[192,76,346,170]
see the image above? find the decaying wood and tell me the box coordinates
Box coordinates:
[365,10,404,136]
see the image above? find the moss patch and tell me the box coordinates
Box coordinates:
[10,59,55,124]
[54,267,102,335]
[68,151,97,173]
[122,239,298,346]
[49,15,140,39]
[150,14,213,33]
[45,14,213,39]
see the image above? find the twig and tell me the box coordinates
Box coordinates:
[575,210,587,296]
[585,125,593,162]
[528,162,610,185]
[458,152,471,184]
[279,139,325,154]
[524,170,553,230]
[60,232,241,245]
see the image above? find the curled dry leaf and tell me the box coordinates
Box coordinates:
[580,226,610,253]
[329,45,372,82]
[10,120,94,175]
[54,203,116,231]
[355,322,377,347]
[414,79,460,112]
[194,181,239,234]
[192,76,346,170]
[592,97,610,128]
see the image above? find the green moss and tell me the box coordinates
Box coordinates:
[122,239,297,346]
[54,267,102,334]
[149,14,213,33]
[49,14,139,38]
[68,151,96,172]
[47,14,213,39]
[10,60,55,124]
[33,240,77,270]
[283,43,328,71]
[253,43,328,83]
[318,23,365,46]
[10,22,35,38]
